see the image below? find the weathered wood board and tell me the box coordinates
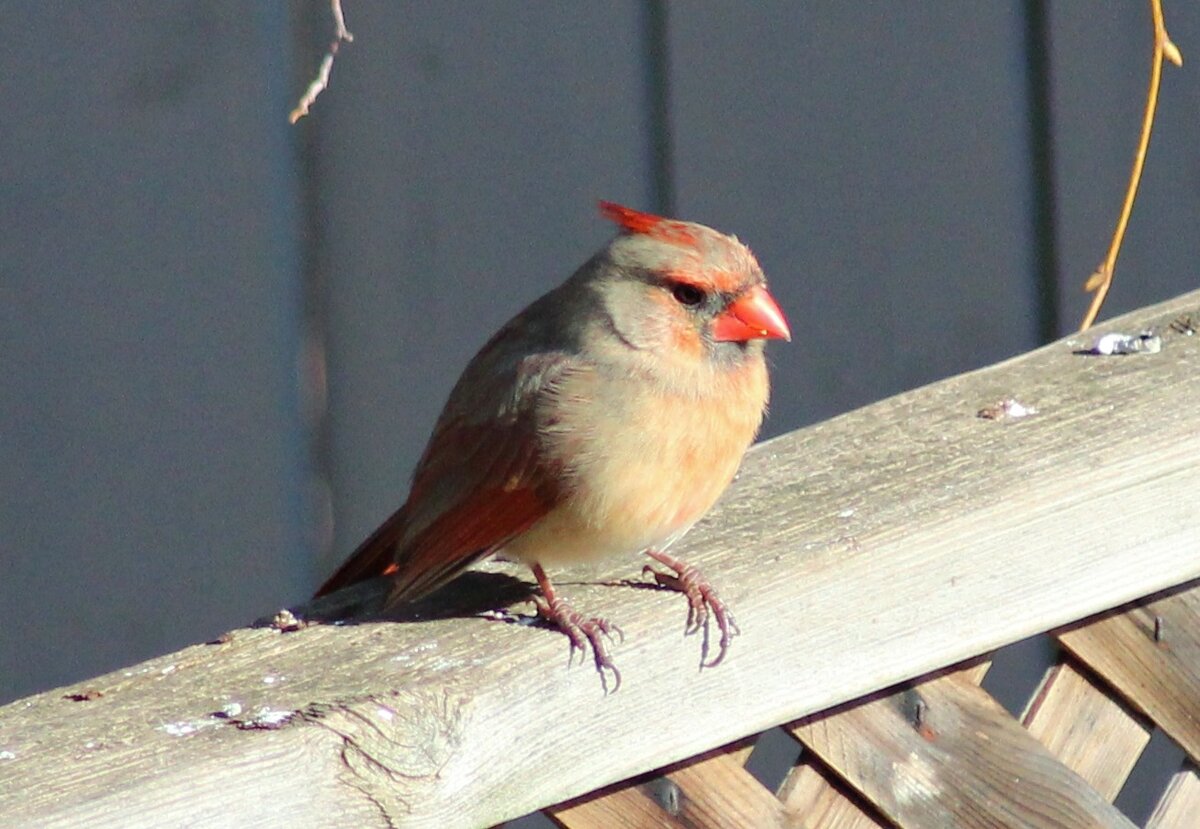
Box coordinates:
[2,291,1199,827]
[1059,587,1200,763]
[791,671,1136,829]
[1022,661,1152,801]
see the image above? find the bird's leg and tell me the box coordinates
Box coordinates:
[642,550,739,668]
[530,564,623,692]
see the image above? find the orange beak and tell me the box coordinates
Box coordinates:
[711,285,791,343]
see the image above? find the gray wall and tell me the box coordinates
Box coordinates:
[3,3,309,700]
[3,2,1198,713]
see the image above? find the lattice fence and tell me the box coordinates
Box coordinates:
[525,582,1200,829]
[5,292,1199,828]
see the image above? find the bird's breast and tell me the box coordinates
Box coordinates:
[504,356,769,566]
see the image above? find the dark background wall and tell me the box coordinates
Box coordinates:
[3,1,1197,723]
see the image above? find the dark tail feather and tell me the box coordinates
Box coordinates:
[313,505,408,598]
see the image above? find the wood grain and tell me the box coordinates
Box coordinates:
[779,660,990,828]
[549,783,689,829]
[549,736,777,828]
[778,762,889,829]
[790,672,1135,828]
[2,291,1200,827]
[1058,583,1200,763]
[662,747,787,828]
[1145,763,1200,829]
[1021,660,1151,799]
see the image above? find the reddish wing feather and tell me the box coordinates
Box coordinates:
[382,412,557,603]
[384,482,547,604]
[313,505,406,598]
[315,402,561,604]
[315,328,579,605]
[312,478,549,604]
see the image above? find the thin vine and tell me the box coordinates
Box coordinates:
[1079,0,1182,331]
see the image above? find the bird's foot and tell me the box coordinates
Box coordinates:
[534,593,623,693]
[642,550,739,668]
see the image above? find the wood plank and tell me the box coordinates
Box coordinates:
[548,783,688,829]
[778,762,889,829]
[790,673,1135,828]
[662,747,787,829]
[779,661,990,827]
[548,739,762,829]
[1058,583,1200,763]
[2,291,1200,827]
[1021,661,1151,800]
[1145,763,1200,829]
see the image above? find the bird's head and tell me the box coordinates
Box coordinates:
[591,201,790,367]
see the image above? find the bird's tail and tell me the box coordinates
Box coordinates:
[313,505,407,598]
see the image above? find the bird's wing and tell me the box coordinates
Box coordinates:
[314,349,577,604]
[312,500,410,599]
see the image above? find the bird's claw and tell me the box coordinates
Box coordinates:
[643,552,739,668]
[534,595,623,693]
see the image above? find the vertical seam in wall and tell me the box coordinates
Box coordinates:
[263,2,324,596]
[291,3,337,587]
[1023,0,1062,342]
[643,0,675,215]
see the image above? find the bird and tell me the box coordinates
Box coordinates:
[315,201,790,690]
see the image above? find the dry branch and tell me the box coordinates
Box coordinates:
[290,0,354,124]
[1079,0,1183,330]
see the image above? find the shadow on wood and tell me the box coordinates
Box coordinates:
[2,290,1200,828]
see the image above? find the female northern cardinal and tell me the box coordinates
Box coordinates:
[316,202,789,688]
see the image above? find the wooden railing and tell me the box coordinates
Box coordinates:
[2,290,1199,828]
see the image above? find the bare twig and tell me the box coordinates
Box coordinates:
[1079,0,1182,331]
[329,0,352,42]
[289,0,355,124]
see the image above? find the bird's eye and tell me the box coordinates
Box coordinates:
[671,283,705,307]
